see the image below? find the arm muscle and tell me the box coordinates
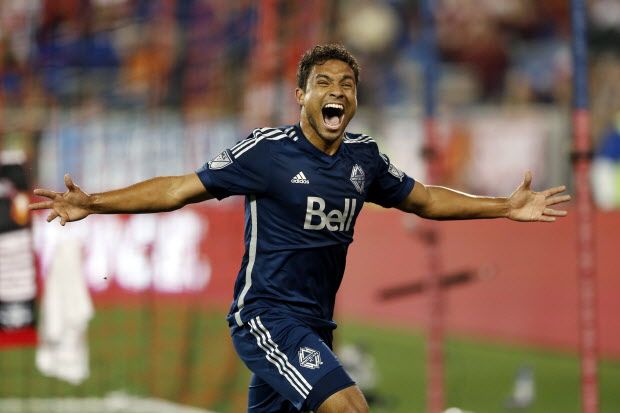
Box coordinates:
[90,173,213,214]
[397,181,509,220]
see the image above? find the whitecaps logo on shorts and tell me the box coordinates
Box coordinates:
[298,347,323,369]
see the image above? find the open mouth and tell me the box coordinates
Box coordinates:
[322,103,345,131]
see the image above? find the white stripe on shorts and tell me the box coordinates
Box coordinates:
[248,317,313,399]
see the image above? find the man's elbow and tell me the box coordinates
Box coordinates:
[162,176,191,210]
[397,200,431,218]
[169,174,213,207]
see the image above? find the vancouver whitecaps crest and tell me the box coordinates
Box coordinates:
[350,164,365,194]
[298,347,323,369]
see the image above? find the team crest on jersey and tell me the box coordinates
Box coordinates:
[208,150,233,170]
[298,347,323,369]
[350,164,365,194]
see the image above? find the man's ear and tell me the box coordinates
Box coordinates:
[295,87,304,106]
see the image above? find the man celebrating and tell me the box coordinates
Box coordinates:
[30,44,570,413]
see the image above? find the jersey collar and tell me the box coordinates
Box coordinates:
[294,124,345,162]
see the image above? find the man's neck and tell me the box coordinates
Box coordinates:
[299,119,342,156]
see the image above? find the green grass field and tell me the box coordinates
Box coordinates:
[339,321,620,413]
[1,305,618,413]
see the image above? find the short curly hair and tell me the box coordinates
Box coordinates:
[296,43,360,91]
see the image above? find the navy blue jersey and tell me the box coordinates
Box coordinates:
[196,125,415,329]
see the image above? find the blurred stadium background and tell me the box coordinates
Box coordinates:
[0,0,619,412]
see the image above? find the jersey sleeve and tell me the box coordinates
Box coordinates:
[366,146,415,208]
[195,129,272,200]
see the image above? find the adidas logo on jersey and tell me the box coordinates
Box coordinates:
[291,171,310,184]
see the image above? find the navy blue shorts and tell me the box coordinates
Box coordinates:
[231,313,355,412]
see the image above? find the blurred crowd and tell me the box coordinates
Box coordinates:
[0,0,258,110]
[1,1,619,110]
[1,0,620,204]
[339,0,620,132]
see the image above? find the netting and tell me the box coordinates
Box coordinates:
[1,2,329,411]
[2,2,620,413]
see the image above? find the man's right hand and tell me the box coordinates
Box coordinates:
[29,174,92,225]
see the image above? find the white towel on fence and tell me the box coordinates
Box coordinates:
[36,238,94,384]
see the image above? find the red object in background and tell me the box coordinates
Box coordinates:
[423,118,445,413]
[0,157,38,349]
[0,328,37,348]
[340,207,620,359]
[29,204,620,358]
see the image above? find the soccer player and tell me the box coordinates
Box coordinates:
[29,44,570,413]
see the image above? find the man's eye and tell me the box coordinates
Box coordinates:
[342,83,353,89]
[317,81,329,86]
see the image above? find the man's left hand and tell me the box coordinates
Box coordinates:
[507,171,571,222]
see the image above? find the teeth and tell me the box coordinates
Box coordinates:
[324,103,344,111]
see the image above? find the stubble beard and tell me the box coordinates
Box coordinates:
[305,109,345,146]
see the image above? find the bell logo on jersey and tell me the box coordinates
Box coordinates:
[303,196,357,231]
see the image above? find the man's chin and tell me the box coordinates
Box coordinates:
[304,115,347,143]
[320,121,347,139]
[319,128,344,142]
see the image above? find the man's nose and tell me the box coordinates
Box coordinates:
[329,86,344,98]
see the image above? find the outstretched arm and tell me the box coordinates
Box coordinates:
[29,173,213,225]
[397,171,570,222]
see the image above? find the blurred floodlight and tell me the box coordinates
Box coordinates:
[342,2,399,53]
